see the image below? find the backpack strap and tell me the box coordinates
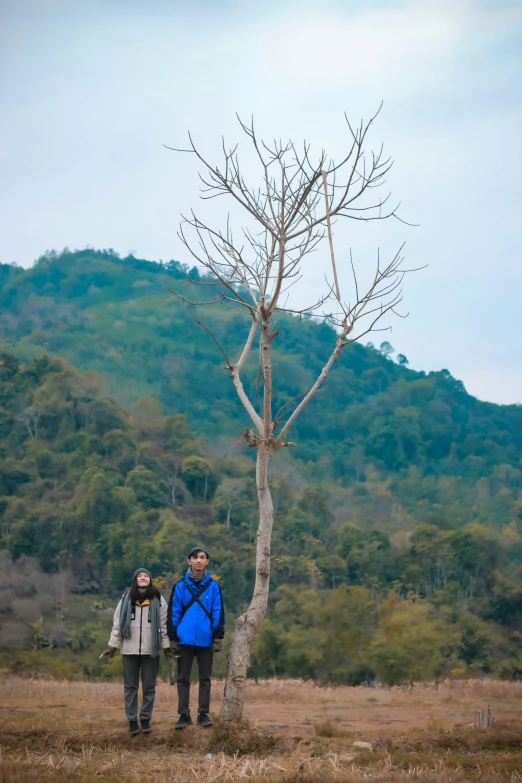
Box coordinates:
[180,578,213,624]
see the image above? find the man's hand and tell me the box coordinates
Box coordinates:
[169,641,182,656]
[164,647,178,661]
[99,646,118,660]
[211,639,223,653]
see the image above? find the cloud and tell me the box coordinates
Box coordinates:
[254,0,470,87]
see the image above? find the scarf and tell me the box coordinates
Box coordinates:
[119,588,162,658]
[187,567,207,584]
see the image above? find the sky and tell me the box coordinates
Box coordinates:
[0,0,521,404]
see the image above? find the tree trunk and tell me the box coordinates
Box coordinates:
[220,441,273,720]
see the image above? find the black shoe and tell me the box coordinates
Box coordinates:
[129,719,140,736]
[197,713,213,728]
[140,718,152,733]
[175,713,193,730]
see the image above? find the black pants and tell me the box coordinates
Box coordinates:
[122,654,160,721]
[177,645,213,715]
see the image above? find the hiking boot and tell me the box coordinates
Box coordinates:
[175,713,193,730]
[197,713,213,728]
[140,718,152,733]
[129,719,141,736]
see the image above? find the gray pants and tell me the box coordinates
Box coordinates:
[123,654,160,721]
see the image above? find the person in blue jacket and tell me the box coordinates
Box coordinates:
[168,546,225,729]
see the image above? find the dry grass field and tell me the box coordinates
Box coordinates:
[0,676,521,782]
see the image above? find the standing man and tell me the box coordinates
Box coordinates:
[168,546,225,728]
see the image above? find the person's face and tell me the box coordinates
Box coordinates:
[137,572,151,587]
[188,551,209,572]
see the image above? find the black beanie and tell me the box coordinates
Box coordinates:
[187,546,209,559]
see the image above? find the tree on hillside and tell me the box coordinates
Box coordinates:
[166,109,417,720]
[213,477,249,530]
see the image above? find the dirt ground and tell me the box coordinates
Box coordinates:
[0,676,521,782]
[2,676,521,735]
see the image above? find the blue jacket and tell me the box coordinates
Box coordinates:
[167,571,225,648]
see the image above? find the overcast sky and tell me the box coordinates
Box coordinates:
[1,0,521,404]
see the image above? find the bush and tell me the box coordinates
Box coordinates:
[314,719,348,738]
[10,649,77,679]
[497,657,522,681]
[0,620,31,650]
[331,663,375,686]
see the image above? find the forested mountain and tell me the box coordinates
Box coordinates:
[1,249,521,478]
[0,249,521,684]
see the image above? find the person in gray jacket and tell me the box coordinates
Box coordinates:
[100,567,173,735]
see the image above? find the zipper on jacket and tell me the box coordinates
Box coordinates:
[139,604,143,655]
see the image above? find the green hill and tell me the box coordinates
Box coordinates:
[1,249,521,526]
[1,249,521,684]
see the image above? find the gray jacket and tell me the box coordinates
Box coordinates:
[109,596,170,656]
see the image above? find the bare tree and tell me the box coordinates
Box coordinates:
[214,477,248,530]
[158,456,191,507]
[166,108,417,720]
[15,406,42,440]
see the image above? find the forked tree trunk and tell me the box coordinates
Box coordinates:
[220,441,274,720]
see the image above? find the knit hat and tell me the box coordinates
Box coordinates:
[132,567,152,582]
[187,546,209,559]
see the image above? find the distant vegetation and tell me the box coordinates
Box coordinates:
[0,249,521,684]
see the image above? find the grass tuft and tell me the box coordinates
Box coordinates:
[313,719,349,738]
[209,718,280,756]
